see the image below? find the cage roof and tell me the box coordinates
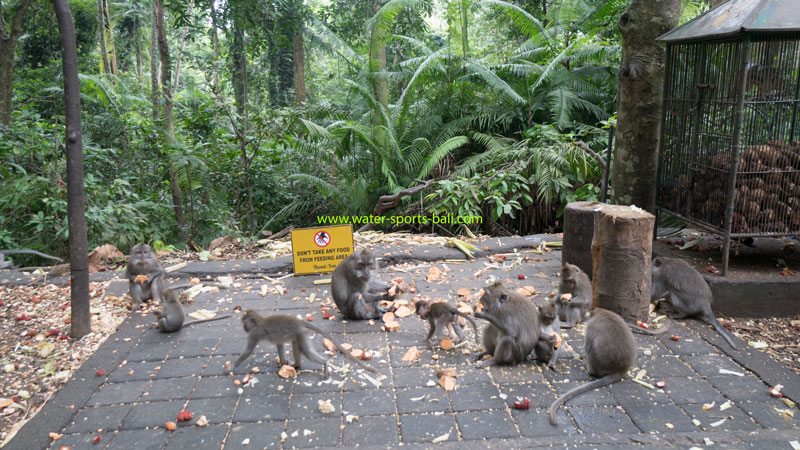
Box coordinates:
[658,0,800,43]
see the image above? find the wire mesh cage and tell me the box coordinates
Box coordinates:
[656,0,800,275]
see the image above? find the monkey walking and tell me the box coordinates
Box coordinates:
[331,249,394,320]
[229,310,377,378]
[651,257,738,350]
[415,300,479,346]
[557,263,591,327]
[549,308,636,426]
[0,250,63,270]
[126,244,166,309]
[533,299,565,370]
[153,283,231,333]
[473,281,540,368]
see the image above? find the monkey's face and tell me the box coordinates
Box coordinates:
[415,301,431,319]
[355,251,377,282]
[539,301,558,326]
[130,244,156,266]
[241,310,259,332]
[479,282,508,313]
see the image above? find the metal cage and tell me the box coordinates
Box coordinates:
[656,0,800,275]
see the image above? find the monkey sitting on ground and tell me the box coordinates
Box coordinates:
[557,263,592,327]
[533,298,565,370]
[651,257,738,349]
[153,283,231,333]
[473,281,540,367]
[126,243,166,309]
[415,300,479,346]
[229,310,377,378]
[331,249,394,320]
[0,250,63,270]
[549,308,636,425]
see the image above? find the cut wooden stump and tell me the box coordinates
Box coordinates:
[562,201,600,279]
[591,204,655,323]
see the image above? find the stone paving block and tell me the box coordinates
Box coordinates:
[396,386,450,414]
[456,410,518,440]
[158,356,209,378]
[566,406,640,434]
[444,364,493,385]
[164,423,228,449]
[343,388,396,416]
[393,367,439,388]
[660,377,725,405]
[171,338,219,358]
[387,331,425,347]
[48,432,113,449]
[341,366,391,391]
[389,347,436,368]
[126,341,176,361]
[192,376,240,399]
[681,354,747,377]
[87,380,150,406]
[706,374,769,402]
[339,332,387,351]
[399,413,457,444]
[121,400,185,430]
[185,396,238,424]
[430,348,475,366]
[497,382,556,409]
[661,334,718,355]
[624,404,696,433]
[637,355,695,378]
[289,392,342,419]
[448,383,505,411]
[64,404,131,433]
[106,429,169,450]
[145,376,197,400]
[513,408,579,436]
[234,394,290,422]
[681,403,760,431]
[632,333,670,356]
[737,400,799,430]
[291,375,344,394]
[225,421,285,449]
[342,415,400,446]
[107,360,161,382]
[543,359,593,383]
[608,379,672,406]
[551,381,613,407]
[283,417,342,448]
[488,364,546,384]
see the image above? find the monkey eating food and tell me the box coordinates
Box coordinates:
[651,257,739,349]
[331,249,394,320]
[557,263,592,327]
[126,244,166,309]
[229,310,377,378]
[153,283,231,333]
[473,281,540,367]
[533,298,565,370]
[415,300,479,346]
[549,308,636,426]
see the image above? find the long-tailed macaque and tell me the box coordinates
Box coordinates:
[473,282,540,367]
[415,300,479,346]
[126,244,165,309]
[331,249,393,320]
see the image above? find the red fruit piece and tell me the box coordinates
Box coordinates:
[517,274,526,280]
[92,435,102,444]
[233,305,242,311]
[305,315,313,321]
[58,335,69,340]
[513,398,530,410]
[45,329,59,337]
[12,396,20,403]
[27,330,37,337]
[176,410,193,422]
[670,335,680,341]
[322,311,332,320]
[96,369,105,377]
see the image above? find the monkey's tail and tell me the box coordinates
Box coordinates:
[627,323,668,335]
[183,314,232,327]
[454,309,480,343]
[706,314,739,350]
[548,373,622,426]
[0,249,63,262]
[162,282,228,294]
[302,323,377,373]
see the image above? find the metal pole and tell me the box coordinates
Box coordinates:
[722,36,751,277]
[601,125,614,203]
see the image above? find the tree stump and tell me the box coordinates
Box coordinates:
[562,201,600,279]
[591,205,655,322]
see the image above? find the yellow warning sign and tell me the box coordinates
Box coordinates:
[291,225,354,275]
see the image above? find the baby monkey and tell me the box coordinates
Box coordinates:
[230,310,377,378]
[153,283,231,333]
[415,300,479,346]
[533,298,564,370]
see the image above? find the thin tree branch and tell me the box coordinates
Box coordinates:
[357,179,435,232]
[574,140,606,170]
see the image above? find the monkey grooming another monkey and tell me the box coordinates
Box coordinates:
[415,300,479,346]
[473,281,540,368]
[230,310,377,378]
[0,250,63,270]
[549,308,635,426]
[651,257,738,350]
[153,283,231,333]
[557,263,592,327]
[126,244,166,309]
[533,298,565,370]
[331,249,393,320]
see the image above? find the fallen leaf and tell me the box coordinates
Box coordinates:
[38,342,55,358]
[402,347,419,362]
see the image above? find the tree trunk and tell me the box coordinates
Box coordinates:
[172,0,193,89]
[610,0,680,213]
[293,27,306,105]
[562,201,597,279]
[135,22,143,79]
[591,204,655,323]
[102,0,117,75]
[52,0,91,338]
[0,0,33,126]
[96,0,110,74]
[153,0,188,236]
[369,1,388,123]
[149,7,159,122]
[209,2,220,89]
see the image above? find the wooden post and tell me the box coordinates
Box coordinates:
[562,201,599,279]
[591,205,655,322]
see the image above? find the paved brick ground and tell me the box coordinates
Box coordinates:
[5,240,800,449]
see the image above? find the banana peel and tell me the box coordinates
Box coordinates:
[446,238,478,259]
